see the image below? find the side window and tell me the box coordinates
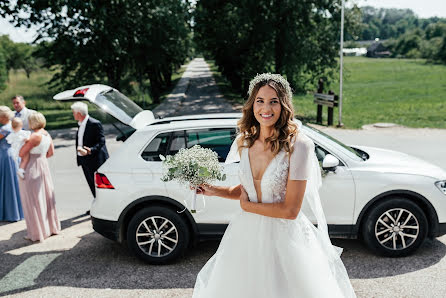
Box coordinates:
[185,128,236,162]
[141,132,170,161]
[168,130,186,155]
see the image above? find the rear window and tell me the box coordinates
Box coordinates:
[185,128,236,162]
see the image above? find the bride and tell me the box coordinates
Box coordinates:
[192,73,356,298]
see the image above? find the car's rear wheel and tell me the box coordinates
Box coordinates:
[127,206,190,264]
[362,198,428,257]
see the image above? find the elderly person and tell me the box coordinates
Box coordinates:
[19,112,60,242]
[11,95,36,130]
[0,106,24,222]
[71,102,109,202]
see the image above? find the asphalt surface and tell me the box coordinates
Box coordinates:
[1,59,446,297]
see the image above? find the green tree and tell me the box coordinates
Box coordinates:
[3,0,191,103]
[0,35,39,78]
[435,35,446,63]
[0,46,7,91]
[194,0,359,94]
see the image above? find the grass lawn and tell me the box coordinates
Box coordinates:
[0,65,186,130]
[211,57,446,129]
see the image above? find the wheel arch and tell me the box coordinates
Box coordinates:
[117,196,198,244]
[354,190,439,239]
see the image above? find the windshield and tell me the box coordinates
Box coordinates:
[95,89,143,125]
[303,124,363,160]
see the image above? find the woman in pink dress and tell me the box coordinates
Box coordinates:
[19,112,60,242]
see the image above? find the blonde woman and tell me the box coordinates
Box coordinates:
[19,112,60,242]
[192,74,356,297]
[0,106,23,221]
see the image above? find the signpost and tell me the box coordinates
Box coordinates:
[338,0,345,127]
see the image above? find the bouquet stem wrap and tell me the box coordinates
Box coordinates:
[191,190,197,213]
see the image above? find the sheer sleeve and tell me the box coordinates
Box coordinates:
[225,134,242,164]
[289,134,315,180]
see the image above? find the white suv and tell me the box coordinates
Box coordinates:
[55,84,446,264]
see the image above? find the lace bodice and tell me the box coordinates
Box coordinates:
[30,134,51,155]
[235,133,314,204]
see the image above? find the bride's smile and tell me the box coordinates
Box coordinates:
[254,85,281,127]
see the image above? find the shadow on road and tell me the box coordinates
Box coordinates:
[333,237,446,279]
[2,226,446,297]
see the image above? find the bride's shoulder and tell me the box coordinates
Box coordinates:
[225,133,245,164]
[291,132,314,153]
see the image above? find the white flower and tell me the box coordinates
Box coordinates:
[161,145,226,187]
[248,73,293,100]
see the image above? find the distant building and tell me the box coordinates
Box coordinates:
[366,42,391,58]
[343,48,367,56]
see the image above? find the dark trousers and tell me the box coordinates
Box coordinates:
[81,164,96,197]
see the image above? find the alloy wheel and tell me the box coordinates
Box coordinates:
[136,216,179,257]
[375,208,419,251]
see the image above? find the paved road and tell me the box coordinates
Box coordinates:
[1,59,446,297]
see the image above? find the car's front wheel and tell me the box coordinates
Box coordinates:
[362,198,428,257]
[127,206,190,264]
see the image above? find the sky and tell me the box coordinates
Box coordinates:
[1,0,446,43]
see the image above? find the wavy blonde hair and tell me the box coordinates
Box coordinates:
[237,74,298,155]
[28,112,46,130]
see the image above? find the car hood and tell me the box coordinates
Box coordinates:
[353,145,446,180]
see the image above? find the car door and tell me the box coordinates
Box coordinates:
[133,132,170,190]
[164,127,240,223]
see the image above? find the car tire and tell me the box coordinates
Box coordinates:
[362,198,428,257]
[127,206,190,264]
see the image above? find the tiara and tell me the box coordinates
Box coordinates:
[247,73,293,100]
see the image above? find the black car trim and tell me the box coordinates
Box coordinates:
[92,217,119,241]
[437,223,446,237]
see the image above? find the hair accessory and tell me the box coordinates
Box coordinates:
[248,73,293,100]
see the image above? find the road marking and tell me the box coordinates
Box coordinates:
[0,253,61,294]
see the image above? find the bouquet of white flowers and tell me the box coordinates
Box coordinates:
[160,145,226,213]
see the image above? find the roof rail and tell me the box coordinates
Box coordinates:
[151,113,241,126]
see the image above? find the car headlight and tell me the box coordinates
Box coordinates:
[435,181,446,195]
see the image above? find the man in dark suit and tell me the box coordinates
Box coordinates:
[71,102,109,200]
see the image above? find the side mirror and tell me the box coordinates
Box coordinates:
[322,154,339,172]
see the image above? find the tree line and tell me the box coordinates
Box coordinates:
[346,6,446,63]
[194,0,361,95]
[0,0,192,103]
[0,1,445,100]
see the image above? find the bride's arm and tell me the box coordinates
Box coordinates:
[240,179,307,219]
[196,184,242,200]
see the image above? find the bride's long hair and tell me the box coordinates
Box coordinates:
[237,74,298,155]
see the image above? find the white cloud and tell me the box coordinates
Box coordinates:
[355,0,446,18]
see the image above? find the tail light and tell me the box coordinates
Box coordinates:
[73,88,89,97]
[95,172,115,189]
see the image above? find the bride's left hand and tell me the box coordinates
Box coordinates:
[239,185,249,210]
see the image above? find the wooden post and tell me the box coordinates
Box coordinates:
[327,90,335,126]
[317,79,324,124]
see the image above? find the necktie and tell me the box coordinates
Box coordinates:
[15,112,21,117]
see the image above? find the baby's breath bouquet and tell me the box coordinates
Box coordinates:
[160,145,226,213]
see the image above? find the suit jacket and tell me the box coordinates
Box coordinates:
[76,117,109,171]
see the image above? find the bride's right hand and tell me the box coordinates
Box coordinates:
[192,184,217,196]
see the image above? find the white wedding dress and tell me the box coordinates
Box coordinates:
[193,132,356,298]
